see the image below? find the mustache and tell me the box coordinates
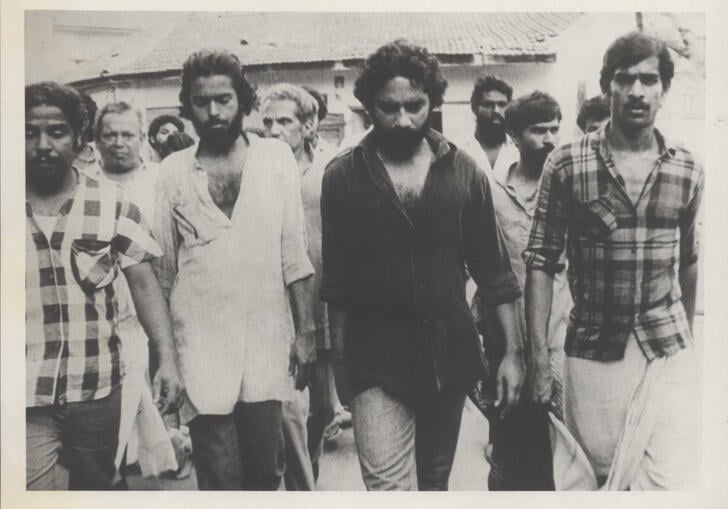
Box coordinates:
[30,155,65,167]
[624,100,649,110]
[204,119,230,129]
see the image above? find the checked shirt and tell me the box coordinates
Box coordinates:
[26,170,161,407]
[523,125,703,361]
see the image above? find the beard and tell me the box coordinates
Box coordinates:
[26,156,72,195]
[373,117,430,162]
[193,110,244,153]
[525,143,555,174]
[476,115,507,146]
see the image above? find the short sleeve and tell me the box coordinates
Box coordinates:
[114,198,162,269]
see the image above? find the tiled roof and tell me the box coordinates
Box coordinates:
[65,12,584,84]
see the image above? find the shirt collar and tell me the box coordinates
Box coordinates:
[593,121,677,159]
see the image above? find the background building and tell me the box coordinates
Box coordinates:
[26,11,705,157]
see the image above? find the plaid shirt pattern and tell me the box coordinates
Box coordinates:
[26,171,162,407]
[523,126,703,361]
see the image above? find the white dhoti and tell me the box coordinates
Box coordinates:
[552,333,700,490]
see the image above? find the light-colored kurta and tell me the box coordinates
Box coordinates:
[153,134,314,423]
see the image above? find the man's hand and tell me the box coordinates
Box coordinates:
[495,350,525,417]
[153,359,184,415]
[530,351,553,405]
[289,330,316,391]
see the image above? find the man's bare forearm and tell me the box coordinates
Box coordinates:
[289,275,316,334]
[493,299,524,355]
[525,268,555,356]
[124,261,178,365]
[679,260,699,333]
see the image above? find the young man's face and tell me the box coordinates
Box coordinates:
[371,76,431,160]
[261,99,311,154]
[513,118,560,170]
[154,122,180,148]
[97,110,143,174]
[189,74,242,149]
[609,55,665,133]
[475,89,509,142]
[26,104,79,194]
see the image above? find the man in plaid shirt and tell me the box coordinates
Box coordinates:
[25,82,183,490]
[524,32,703,489]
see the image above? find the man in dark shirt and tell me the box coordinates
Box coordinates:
[320,39,525,491]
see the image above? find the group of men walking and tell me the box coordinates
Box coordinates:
[25,29,702,491]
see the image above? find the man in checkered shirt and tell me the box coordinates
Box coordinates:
[524,32,704,489]
[25,82,183,490]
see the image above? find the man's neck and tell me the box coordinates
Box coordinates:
[198,132,247,160]
[475,130,505,150]
[102,164,141,184]
[513,157,543,183]
[607,120,657,153]
[295,143,314,175]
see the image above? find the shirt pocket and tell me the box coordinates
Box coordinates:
[70,238,116,293]
[172,204,217,247]
[573,196,618,240]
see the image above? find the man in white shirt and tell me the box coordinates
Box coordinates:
[460,75,520,176]
[153,50,316,491]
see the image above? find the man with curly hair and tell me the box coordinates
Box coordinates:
[152,50,316,490]
[321,40,525,490]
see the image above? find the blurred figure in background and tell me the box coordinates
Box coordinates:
[147,114,186,161]
[576,94,610,134]
[73,91,99,170]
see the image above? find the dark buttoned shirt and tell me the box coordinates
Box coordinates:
[321,129,521,397]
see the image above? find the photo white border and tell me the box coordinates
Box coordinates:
[3,1,727,508]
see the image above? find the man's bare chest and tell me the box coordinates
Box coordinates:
[205,165,243,219]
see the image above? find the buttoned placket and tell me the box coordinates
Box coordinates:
[360,144,449,392]
[27,201,72,406]
[597,140,671,331]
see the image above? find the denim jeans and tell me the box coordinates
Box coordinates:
[188,400,284,490]
[350,385,467,490]
[26,386,122,490]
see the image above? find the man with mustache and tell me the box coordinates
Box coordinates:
[471,91,569,490]
[152,50,316,490]
[25,82,183,490]
[524,32,703,489]
[461,75,520,176]
[321,40,524,490]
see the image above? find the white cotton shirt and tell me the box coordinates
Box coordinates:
[153,134,314,422]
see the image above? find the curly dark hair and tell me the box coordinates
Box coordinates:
[26,82,87,146]
[576,95,610,131]
[469,75,513,112]
[600,32,674,94]
[504,91,561,136]
[148,114,185,147]
[179,50,257,120]
[354,39,448,112]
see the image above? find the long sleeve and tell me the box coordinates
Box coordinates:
[679,164,704,268]
[463,168,522,307]
[280,148,314,287]
[523,152,569,274]
[319,167,348,306]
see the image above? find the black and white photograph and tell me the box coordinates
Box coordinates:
[2,2,727,507]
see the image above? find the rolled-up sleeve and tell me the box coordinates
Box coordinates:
[679,164,704,268]
[280,148,314,286]
[151,167,179,299]
[523,152,569,274]
[464,169,522,307]
[320,166,347,305]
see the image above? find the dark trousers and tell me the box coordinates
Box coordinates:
[486,402,554,491]
[189,400,284,490]
[26,386,122,490]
